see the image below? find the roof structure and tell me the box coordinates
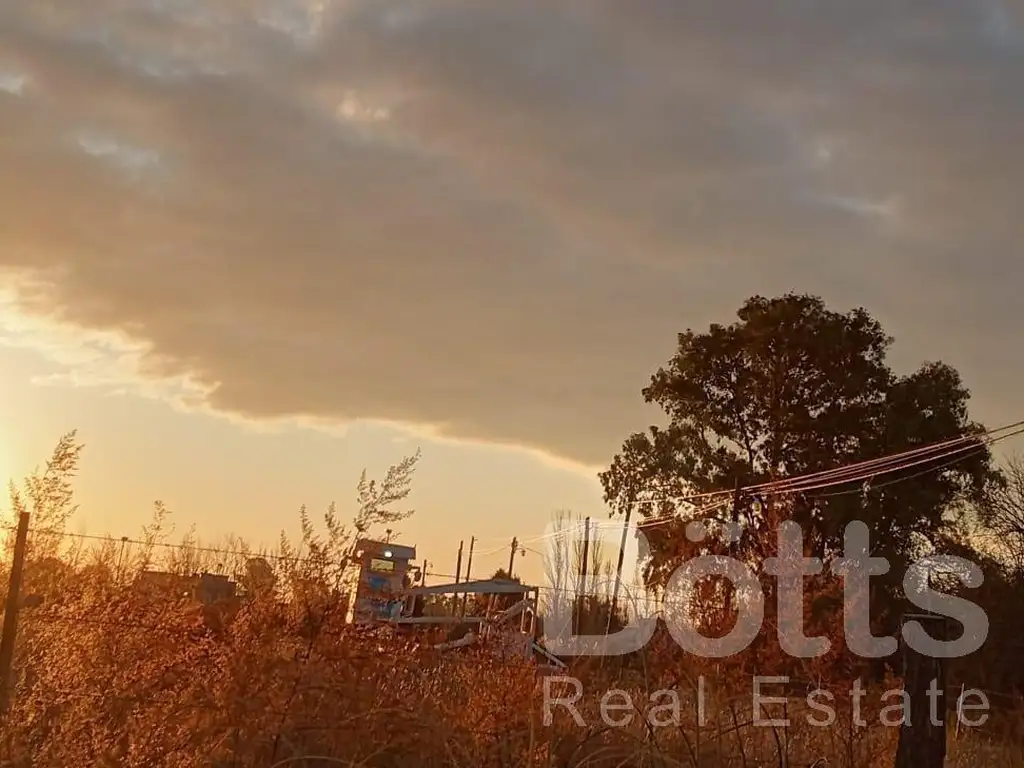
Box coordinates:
[355,538,416,561]
[403,578,535,596]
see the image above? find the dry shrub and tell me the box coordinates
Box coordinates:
[0,435,1021,766]
[5,548,1021,767]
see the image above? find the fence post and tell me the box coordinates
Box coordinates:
[0,512,30,714]
[894,613,947,768]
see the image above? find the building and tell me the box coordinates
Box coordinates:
[134,570,238,604]
[344,538,417,623]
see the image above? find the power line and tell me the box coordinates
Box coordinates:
[624,419,1024,511]
[483,419,1024,548]
[584,421,1024,533]
[0,527,311,565]
[5,419,1019,586]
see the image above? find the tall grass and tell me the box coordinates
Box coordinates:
[0,434,1019,766]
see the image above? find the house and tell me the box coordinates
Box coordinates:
[134,570,237,605]
[344,538,417,624]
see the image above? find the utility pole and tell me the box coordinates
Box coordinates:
[579,517,591,595]
[507,537,521,578]
[577,517,590,633]
[464,537,476,581]
[895,613,948,768]
[117,535,129,583]
[609,506,632,623]
[452,541,464,615]
[460,537,476,616]
[454,541,464,585]
[0,512,30,714]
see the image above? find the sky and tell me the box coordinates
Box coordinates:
[0,0,1023,585]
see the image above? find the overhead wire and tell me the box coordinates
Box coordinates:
[746,422,1022,497]
[512,418,1024,543]
[7,424,1022,664]
[628,418,1024,508]
[625,424,1023,531]
[4,420,1020,573]
[0,527,311,564]
[336,419,1024,552]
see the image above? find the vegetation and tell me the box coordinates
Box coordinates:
[0,293,1022,765]
[600,295,1024,681]
[601,295,993,601]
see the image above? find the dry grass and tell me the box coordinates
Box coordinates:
[0,434,1020,766]
[0,548,1020,767]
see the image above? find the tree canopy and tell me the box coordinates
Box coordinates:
[600,294,996,617]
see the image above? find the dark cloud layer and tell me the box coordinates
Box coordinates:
[0,0,1022,466]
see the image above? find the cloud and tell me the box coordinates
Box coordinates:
[0,0,1022,468]
[0,70,28,95]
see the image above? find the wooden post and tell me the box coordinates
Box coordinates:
[0,512,30,714]
[576,517,590,634]
[452,541,463,614]
[894,614,947,768]
[460,537,475,616]
[608,507,632,629]
[116,535,129,583]
[454,541,464,584]
[464,537,476,581]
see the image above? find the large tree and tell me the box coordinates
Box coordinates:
[600,294,995,630]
